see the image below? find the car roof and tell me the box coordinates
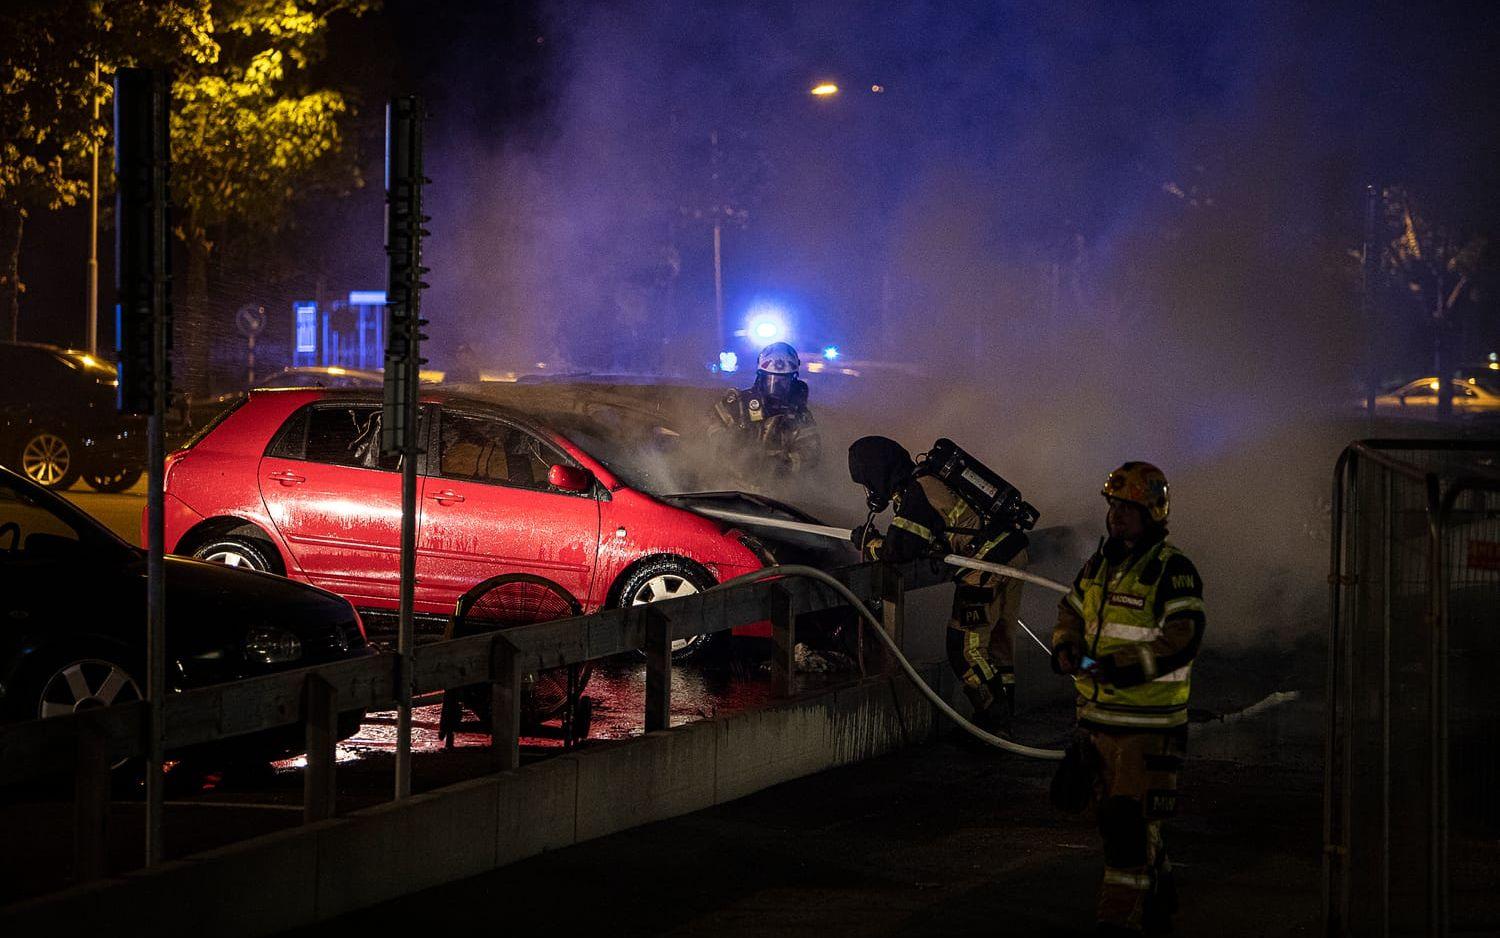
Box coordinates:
[247,386,554,435]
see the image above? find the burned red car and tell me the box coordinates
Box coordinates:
[154,388,768,655]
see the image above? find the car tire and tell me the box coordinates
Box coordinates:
[191,536,277,572]
[84,465,144,493]
[17,428,80,490]
[618,557,716,662]
[17,649,144,771]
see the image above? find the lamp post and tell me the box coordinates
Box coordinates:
[87,59,100,355]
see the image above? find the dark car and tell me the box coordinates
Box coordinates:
[0,342,145,491]
[0,465,371,759]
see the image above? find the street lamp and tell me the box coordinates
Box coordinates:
[809,82,839,96]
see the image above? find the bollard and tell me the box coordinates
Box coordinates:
[643,607,672,732]
[490,635,523,770]
[73,720,110,882]
[769,586,796,697]
[303,673,338,823]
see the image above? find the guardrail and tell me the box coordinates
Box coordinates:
[1,556,948,887]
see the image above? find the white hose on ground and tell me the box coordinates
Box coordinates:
[714,564,1064,761]
[689,506,1072,595]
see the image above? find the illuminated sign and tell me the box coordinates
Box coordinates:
[295,304,317,353]
[347,290,387,306]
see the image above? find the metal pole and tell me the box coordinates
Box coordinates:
[1361,185,1375,416]
[87,60,100,355]
[144,72,170,868]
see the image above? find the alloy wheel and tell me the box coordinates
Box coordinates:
[38,659,143,719]
[21,433,71,487]
[630,573,702,653]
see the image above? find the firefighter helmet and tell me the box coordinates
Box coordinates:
[1102,461,1170,523]
[757,342,800,375]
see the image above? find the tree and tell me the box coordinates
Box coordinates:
[0,0,368,376]
[0,1,216,340]
[1378,186,1488,418]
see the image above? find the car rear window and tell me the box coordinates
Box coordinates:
[267,404,402,471]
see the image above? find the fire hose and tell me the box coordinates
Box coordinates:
[714,564,1065,760]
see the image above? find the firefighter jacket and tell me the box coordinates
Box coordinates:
[866,474,1029,572]
[1051,537,1205,730]
[709,381,822,473]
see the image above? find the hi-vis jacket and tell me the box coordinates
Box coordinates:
[1051,538,1205,730]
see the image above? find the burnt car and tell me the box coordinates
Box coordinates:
[0,465,371,759]
[0,342,144,492]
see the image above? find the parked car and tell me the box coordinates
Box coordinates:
[1373,377,1500,417]
[157,388,769,657]
[0,465,371,758]
[0,342,145,491]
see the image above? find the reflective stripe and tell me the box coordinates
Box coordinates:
[1163,596,1205,616]
[1138,644,1158,680]
[890,516,935,542]
[945,503,967,525]
[1081,706,1186,728]
[1066,591,1086,615]
[1101,622,1158,642]
[1153,664,1191,683]
[964,630,996,683]
[1103,868,1152,890]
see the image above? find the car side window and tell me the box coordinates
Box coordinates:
[438,413,562,490]
[0,483,84,559]
[267,404,401,471]
[1405,384,1435,399]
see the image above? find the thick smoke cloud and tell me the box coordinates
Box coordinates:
[415,1,1493,646]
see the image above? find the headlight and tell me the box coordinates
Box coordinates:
[242,626,303,664]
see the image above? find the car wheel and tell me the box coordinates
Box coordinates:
[18,429,80,490]
[619,557,715,661]
[191,536,276,572]
[84,465,144,493]
[34,655,144,719]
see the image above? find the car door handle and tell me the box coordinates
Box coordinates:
[268,470,306,485]
[427,490,465,505]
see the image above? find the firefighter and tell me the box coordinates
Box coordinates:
[1051,462,1205,936]
[709,342,822,476]
[847,435,1029,732]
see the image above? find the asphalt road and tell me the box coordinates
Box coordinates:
[59,476,148,545]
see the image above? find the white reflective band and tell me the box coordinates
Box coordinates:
[1103,869,1152,890]
[1101,622,1158,642]
[1138,644,1158,680]
[1082,708,1183,727]
[1153,664,1192,683]
[1163,597,1205,616]
[1067,592,1085,615]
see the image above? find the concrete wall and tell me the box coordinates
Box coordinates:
[2,665,947,937]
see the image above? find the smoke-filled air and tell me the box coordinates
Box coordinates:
[406,0,1500,646]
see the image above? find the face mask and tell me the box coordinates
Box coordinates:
[761,372,794,399]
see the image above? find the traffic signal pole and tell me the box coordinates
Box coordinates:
[382,96,428,801]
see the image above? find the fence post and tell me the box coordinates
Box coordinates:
[644,607,672,732]
[490,635,522,770]
[770,586,796,697]
[303,673,338,823]
[879,563,905,670]
[73,719,110,882]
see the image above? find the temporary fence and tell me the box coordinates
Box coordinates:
[1324,439,1500,936]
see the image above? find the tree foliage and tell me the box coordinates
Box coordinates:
[0,0,371,341]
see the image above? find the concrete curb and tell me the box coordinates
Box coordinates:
[4,665,945,937]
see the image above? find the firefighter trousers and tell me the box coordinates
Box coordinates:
[1089,727,1185,932]
[945,559,1024,715]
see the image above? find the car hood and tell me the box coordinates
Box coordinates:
[662,491,860,568]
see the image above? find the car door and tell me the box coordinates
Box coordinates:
[416,407,601,611]
[258,401,430,609]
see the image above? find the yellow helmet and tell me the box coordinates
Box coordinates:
[1102,461,1169,523]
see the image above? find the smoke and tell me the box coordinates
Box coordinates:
[412,1,1495,646]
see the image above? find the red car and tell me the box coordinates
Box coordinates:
[155,389,768,655]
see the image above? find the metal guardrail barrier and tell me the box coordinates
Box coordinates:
[1324,439,1500,937]
[0,556,947,887]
